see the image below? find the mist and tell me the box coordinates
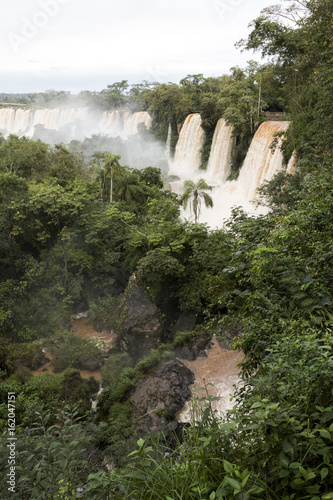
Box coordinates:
[0,105,169,174]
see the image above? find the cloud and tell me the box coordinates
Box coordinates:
[0,0,272,92]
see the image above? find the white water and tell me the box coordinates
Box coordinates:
[170,114,205,178]
[178,337,244,422]
[171,117,290,227]
[236,121,290,202]
[206,118,234,184]
[165,123,172,159]
[0,107,152,141]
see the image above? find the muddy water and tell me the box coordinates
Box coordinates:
[72,317,116,351]
[32,317,116,381]
[178,337,244,422]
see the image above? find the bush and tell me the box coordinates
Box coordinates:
[87,295,118,331]
[101,353,132,387]
[5,342,45,374]
[50,332,101,372]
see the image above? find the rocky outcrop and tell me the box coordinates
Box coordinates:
[114,279,163,361]
[175,333,211,361]
[171,313,197,336]
[79,355,103,371]
[129,359,194,434]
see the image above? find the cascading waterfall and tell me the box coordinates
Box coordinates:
[0,107,152,140]
[236,120,290,202]
[171,113,205,176]
[206,118,234,184]
[123,111,152,136]
[100,110,126,137]
[169,115,291,226]
[199,120,290,226]
[165,123,172,159]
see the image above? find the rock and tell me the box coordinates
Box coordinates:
[80,356,103,371]
[129,359,194,434]
[171,313,197,336]
[175,331,212,361]
[115,279,163,360]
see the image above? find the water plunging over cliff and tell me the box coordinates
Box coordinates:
[171,117,290,226]
[235,121,290,202]
[0,107,152,141]
[206,118,234,184]
[171,114,205,177]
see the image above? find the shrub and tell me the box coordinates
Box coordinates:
[50,332,101,372]
[5,342,45,374]
[101,353,132,387]
[87,295,118,331]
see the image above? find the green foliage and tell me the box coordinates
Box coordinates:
[134,349,161,375]
[5,341,45,374]
[101,353,132,387]
[87,295,118,332]
[5,407,92,500]
[50,331,101,372]
[179,178,213,223]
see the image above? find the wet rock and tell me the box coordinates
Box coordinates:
[115,278,163,361]
[175,331,212,361]
[171,313,196,336]
[87,377,100,395]
[80,355,103,371]
[129,359,194,434]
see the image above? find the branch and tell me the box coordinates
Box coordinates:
[119,217,147,238]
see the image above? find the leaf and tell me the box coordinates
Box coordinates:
[251,402,262,409]
[319,429,331,440]
[282,441,294,453]
[321,467,329,480]
[223,460,234,474]
[224,477,241,490]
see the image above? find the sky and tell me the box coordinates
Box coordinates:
[1,0,274,94]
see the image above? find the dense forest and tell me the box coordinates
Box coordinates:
[1,0,333,498]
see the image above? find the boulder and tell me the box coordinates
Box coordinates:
[171,313,197,336]
[80,355,103,371]
[115,278,163,360]
[129,359,194,434]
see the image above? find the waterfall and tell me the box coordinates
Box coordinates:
[286,151,297,174]
[0,107,152,140]
[236,121,290,202]
[100,110,125,137]
[123,111,152,136]
[171,114,205,176]
[165,123,172,158]
[206,118,234,184]
[197,120,290,227]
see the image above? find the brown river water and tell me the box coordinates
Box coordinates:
[178,336,244,421]
[32,316,116,381]
[32,323,243,418]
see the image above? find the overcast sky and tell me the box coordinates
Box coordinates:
[1,0,274,94]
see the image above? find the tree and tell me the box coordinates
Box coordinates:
[101,154,122,203]
[179,179,213,223]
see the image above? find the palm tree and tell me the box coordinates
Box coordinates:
[116,172,143,203]
[179,178,213,223]
[102,153,122,202]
